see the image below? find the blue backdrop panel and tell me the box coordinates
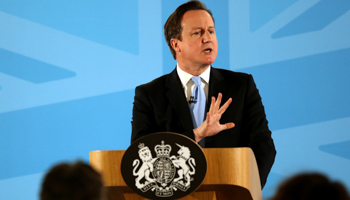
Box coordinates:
[243,48,350,131]
[0,89,134,180]
[320,140,350,160]
[0,1,349,200]
[0,0,139,54]
[272,0,350,38]
[0,48,76,83]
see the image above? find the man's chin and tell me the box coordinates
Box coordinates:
[205,57,216,65]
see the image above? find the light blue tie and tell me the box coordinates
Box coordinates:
[190,76,206,147]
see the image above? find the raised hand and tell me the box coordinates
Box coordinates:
[193,93,235,142]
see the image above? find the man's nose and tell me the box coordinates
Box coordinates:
[202,31,212,43]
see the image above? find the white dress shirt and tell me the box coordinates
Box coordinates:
[176,64,211,106]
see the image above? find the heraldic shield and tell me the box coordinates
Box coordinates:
[121,132,207,200]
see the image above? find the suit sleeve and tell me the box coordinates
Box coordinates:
[244,75,276,188]
[131,85,156,143]
[131,85,196,143]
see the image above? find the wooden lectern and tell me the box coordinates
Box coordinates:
[90,148,262,200]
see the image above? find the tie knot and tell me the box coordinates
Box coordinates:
[191,76,202,86]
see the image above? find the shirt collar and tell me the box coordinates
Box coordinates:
[176,64,211,87]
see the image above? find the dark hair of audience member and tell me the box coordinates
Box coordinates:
[270,172,350,200]
[40,161,104,200]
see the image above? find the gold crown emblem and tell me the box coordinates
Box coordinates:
[138,143,145,149]
[154,141,171,157]
[138,143,150,153]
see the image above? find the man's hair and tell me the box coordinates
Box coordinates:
[164,0,214,59]
[40,161,104,200]
[270,173,350,200]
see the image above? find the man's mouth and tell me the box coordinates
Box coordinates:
[204,48,212,53]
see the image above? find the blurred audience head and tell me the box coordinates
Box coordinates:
[270,172,350,200]
[40,161,104,200]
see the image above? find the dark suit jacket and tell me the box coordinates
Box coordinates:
[131,67,276,188]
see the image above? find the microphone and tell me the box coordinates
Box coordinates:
[189,96,197,104]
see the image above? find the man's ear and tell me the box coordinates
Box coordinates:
[170,38,181,53]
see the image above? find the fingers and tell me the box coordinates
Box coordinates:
[219,123,235,132]
[214,93,222,112]
[206,112,210,124]
[209,96,215,116]
[209,93,232,115]
[225,122,235,130]
[218,97,232,114]
[209,93,222,116]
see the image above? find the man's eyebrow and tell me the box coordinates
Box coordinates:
[190,26,215,30]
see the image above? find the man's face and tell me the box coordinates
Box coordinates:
[174,10,218,68]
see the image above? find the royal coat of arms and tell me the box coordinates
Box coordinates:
[132,141,196,197]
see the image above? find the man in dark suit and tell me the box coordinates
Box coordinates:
[131,1,276,188]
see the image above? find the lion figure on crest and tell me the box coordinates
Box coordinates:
[133,144,156,189]
[170,144,196,187]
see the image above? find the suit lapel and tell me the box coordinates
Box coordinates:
[165,69,194,130]
[164,67,228,130]
[207,67,228,112]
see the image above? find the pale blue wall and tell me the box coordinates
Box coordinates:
[1,0,350,199]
